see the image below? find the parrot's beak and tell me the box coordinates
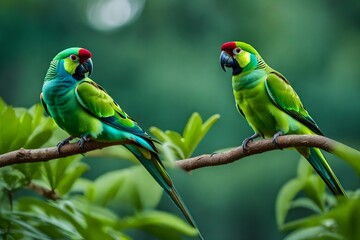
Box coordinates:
[220,51,242,75]
[73,58,93,80]
[220,51,234,72]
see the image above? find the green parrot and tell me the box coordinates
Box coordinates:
[220,41,346,197]
[40,47,203,239]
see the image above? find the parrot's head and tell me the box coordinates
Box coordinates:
[47,47,93,81]
[220,41,262,76]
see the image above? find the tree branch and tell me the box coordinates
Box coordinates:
[0,140,133,168]
[0,135,358,172]
[176,134,333,171]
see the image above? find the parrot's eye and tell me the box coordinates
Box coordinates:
[233,47,241,55]
[69,54,79,61]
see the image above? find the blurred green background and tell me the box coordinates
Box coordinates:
[0,0,359,239]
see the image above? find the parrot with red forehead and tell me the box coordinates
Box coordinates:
[40,47,204,239]
[220,41,347,196]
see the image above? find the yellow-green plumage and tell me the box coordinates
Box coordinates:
[220,41,346,197]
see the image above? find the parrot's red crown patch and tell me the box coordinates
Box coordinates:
[221,42,236,51]
[79,48,92,59]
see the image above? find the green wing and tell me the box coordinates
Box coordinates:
[265,72,323,135]
[75,80,153,140]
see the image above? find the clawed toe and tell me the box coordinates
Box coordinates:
[78,135,91,150]
[57,136,75,153]
[272,131,283,149]
[242,133,260,150]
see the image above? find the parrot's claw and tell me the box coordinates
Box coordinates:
[78,135,91,150]
[242,133,260,150]
[57,136,75,153]
[272,131,284,149]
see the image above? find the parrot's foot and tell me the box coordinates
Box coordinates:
[57,136,75,153]
[242,133,260,150]
[272,131,284,149]
[78,135,91,150]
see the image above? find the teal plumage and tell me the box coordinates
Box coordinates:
[41,47,203,239]
[220,41,346,197]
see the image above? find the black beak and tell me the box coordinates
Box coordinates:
[220,51,242,75]
[73,58,93,80]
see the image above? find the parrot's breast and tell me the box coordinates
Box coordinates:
[233,73,301,138]
[42,80,103,138]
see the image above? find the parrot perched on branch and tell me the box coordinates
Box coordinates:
[220,41,347,197]
[40,47,204,239]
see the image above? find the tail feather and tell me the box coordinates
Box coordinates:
[125,144,204,240]
[297,147,347,197]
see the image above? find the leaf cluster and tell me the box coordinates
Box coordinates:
[276,157,360,240]
[150,112,220,162]
[0,99,214,239]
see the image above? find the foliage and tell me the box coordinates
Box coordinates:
[150,112,220,162]
[276,157,360,240]
[0,99,219,239]
[0,1,359,238]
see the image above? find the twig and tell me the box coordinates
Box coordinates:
[27,182,59,200]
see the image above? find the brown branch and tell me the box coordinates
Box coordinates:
[27,182,59,200]
[0,135,343,171]
[175,134,336,171]
[0,140,133,168]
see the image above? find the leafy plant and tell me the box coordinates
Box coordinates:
[276,157,360,240]
[150,112,220,162]
[0,98,217,239]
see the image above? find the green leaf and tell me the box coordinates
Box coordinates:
[71,197,124,240]
[276,178,305,229]
[160,142,180,164]
[41,155,88,194]
[149,126,168,143]
[150,127,186,160]
[183,112,202,152]
[15,198,86,238]
[57,161,89,195]
[303,175,326,210]
[9,111,33,151]
[291,198,323,214]
[0,97,6,114]
[85,166,163,212]
[24,129,53,149]
[165,130,187,156]
[201,114,221,136]
[183,113,220,157]
[284,226,344,240]
[119,210,198,240]
[14,162,43,181]
[150,112,220,160]
[28,103,46,129]
[0,167,27,191]
[297,157,313,179]
[0,106,19,153]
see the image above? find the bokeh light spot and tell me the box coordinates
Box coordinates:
[87,0,145,31]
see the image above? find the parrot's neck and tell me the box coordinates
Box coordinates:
[44,60,77,89]
[44,60,58,82]
[232,69,266,91]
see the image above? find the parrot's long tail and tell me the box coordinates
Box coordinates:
[297,147,347,197]
[124,144,204,240]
